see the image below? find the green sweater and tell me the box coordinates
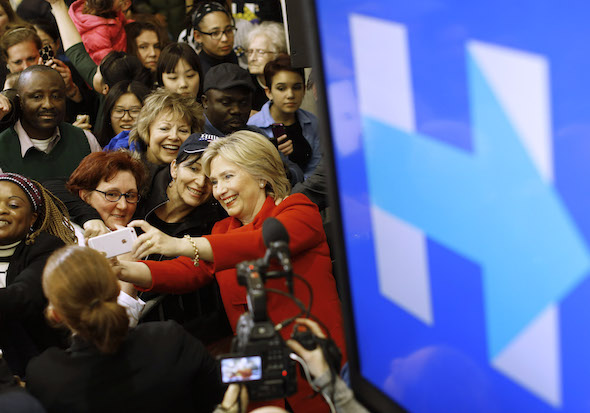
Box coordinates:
[0,122,91,181]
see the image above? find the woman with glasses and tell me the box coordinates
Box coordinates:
[66,151,148,232]
[96,80,151,147]
[63,139,229,344]
[185,1,238,77]
[245,21,287,111]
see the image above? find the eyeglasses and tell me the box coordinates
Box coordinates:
[112,107,142,119]
[196,25,237,40]
[93,189,140,204]
[245,49,278,58]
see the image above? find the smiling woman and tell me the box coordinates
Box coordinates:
[128,88,205,168]
[0,173,76,377]
[113,131,344,412]
[96,80,151,146]
[66,151,148,231]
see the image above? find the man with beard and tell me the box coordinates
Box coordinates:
[201,63,304,184]
[0,65,100,181]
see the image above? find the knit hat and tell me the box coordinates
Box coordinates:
[0,173,43,212]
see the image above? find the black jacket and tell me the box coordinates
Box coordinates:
[0,232,68,377]
[136,168,231,343]
[26,321,223,413]
[137,166,226,254]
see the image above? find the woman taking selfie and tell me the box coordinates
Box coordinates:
[26,245,223,413]
[0,173,76,377]
[62,141,228,339]
[115,130,345,412]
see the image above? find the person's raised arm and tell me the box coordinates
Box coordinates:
[45,0,82,50]
[128,220,214,262]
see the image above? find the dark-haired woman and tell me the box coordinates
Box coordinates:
[158,42,203,100]
[26,245,223,413]
[0,173,77,377]
[95,80,151,146]
[183,1,238,76]
[125,20,162,74]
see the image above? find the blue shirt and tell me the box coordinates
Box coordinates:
[248,101,322,178]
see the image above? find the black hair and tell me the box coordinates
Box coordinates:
[157,42,204,99]
[176,151,203,166]
[99,51,152,88]
[96,80,151,146]
[32,19,60,46]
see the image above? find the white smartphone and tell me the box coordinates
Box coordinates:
[87,227,137,258]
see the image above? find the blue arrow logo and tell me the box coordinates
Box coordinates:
[363,48,590,359]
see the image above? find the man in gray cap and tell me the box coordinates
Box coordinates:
[200,63,304,183]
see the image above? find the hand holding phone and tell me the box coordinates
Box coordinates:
[39,45,54,64]
[270,123,286,148]
[87,227,137,258]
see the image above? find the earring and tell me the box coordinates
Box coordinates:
[168,178,176,188]
[259,181,265,188]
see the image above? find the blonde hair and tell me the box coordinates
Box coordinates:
[129,88,204,147]
[201,130,291,199]
[42,246,128,354]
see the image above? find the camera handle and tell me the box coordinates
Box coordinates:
[237,260,269,323]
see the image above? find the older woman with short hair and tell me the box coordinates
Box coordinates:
[245,21,287,111]
[104,88,205,172]
[115,130,344,412]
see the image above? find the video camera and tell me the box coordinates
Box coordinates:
[218,218,317,401]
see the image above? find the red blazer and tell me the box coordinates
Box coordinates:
[143,194,345,412]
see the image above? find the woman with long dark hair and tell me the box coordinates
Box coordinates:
[95,80,151,146]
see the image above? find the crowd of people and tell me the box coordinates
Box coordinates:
[0,0,356,412]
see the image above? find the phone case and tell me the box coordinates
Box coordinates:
[87,227,137,258]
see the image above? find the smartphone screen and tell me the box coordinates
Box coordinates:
[220,356,262,383]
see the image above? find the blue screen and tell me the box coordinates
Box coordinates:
[315,1,590,411]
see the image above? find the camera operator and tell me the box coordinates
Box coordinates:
[287,319,369,413]
[214,318,368,413]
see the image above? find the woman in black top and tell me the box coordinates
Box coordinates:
[26,245,223,413]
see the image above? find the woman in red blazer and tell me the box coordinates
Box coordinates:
[116,130,345,413]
